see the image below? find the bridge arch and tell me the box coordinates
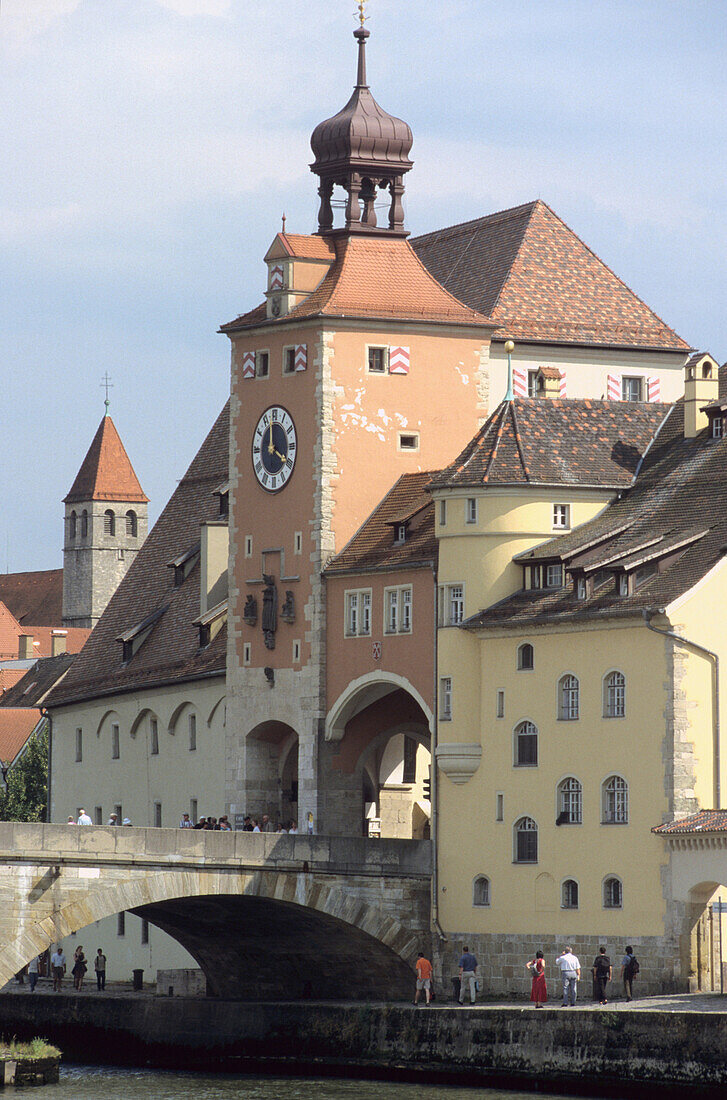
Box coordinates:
[326,671,433,742]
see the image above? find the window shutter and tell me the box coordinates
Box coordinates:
[559,370,567,398]
[389,346,410,374]
[294,344,307,372]
[647,376,661,402]
[512,367,527,398]
[242,351,256,380]
[269,264,284,291]
[607,373,621,401]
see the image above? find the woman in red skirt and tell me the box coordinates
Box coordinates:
[526,950,547,1007]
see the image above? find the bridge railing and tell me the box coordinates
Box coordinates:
[0,822,432,877]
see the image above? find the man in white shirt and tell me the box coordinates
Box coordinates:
[555,945,581,1006]
[27,956,39,993]
[77,809,93,826]
[51,946,66,991]
[179,814,193,828]
[106,813,118,826]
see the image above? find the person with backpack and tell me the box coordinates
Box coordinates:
[592,946,612,1004]
[620,945,639,1001]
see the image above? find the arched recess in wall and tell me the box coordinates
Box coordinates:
[167,700,194,736]
[95,709,121,739]
[130,708,157,739]
[206,695,226,728]
[325,670,433,742]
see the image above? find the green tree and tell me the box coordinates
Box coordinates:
[0,724,48,822]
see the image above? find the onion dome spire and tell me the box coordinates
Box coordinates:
[310,18,413,235]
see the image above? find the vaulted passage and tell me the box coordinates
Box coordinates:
[132,893,414,1001]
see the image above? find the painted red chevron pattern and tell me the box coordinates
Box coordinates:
[269,264,284,291]
[512,367,528,398]
[647,376,661,402]
[388,346,410,374]
[607,373,621,400]
[294,344,307,372]
[242,351,255,380]
[559,370,567,398]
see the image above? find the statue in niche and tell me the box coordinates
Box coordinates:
[243,594,257,626]
[262,574,277,650]
[281,590,295,624]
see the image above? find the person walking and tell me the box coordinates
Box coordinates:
[414,952,433,1005]
[94,949,107,991]
[77,808,92,825]
[458,945,478,1004]
[592,947,612,1004]
[621,945,639,1001]
[51,946,66,992]
[27,956,39,993]
[72,946,87,991]
[555,945,581,1006]
[526,950,547,1008]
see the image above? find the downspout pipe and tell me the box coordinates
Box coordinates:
[431,559,447,943]
[42,709,52,823]
[642,610,721,807]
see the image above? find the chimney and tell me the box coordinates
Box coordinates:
[18,635,34,659]
[199,521,229,616]
[51,630,68,657]
[684,352,719,438]
[535,367,563,400]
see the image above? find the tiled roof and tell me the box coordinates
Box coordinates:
[0,709,42,766]
[432,398,669,490]
[653,811,727,835]
[412,201,690,351]
[0,653,76,708]
[274,232,336,260]
[0,669,26,696]
[222,235,492,332]
[46,404,230,709]
[466,397,727,629]
[0,603,24,660]
[0,569,62,626]
[17,627,89,657]
[325,472,437,576]
[64,415,148,504]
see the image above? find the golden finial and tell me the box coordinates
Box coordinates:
[355,1,367,27]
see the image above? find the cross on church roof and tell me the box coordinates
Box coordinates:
[100,372,113,415]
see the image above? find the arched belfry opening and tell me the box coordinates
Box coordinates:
[309,23,413,235]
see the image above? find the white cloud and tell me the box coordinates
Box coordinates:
[0,0,81,45]
[154,0,232,15]
[0,202,82,241]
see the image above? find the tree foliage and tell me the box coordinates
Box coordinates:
[0,724,48,822]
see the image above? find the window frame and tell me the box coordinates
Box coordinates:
[527,369,539,398]
[557,776,583,824]
[384,585,412,634]
[282,345,296,376]
[439,500,447,527]
[398,431,420,452]
[621,376,643,403]
[366,345,388,374]
[103,509,116,536]
[344,588,372,638]
[439,583,465,626]
[439,676,452,721]
[546,563,564,589]
[150,717,159,756]
[255,349,270,378]
[126,510,138,538]
[188,712,197,752]
[562,878,579,909]
[552,503,570,530]
[496,689,505,719]
[517,642,534,671]
[514,816,538,864]
[603,670,626,718]
[602,774,629,825]
[111,723,120,760]
[558,674,580,721]
[603,875,623,909]
[465,497,478,524]
[514,720,538,767]
[713,416,724,440]
[472,875,491,907]
[75,728,83,763]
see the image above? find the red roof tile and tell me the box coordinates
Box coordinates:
[653,811,727,835]
[0,709,42,765]
[271,232,336,260]
[0,569,63,626]
[412,201,690,351]
[64,416,148,504]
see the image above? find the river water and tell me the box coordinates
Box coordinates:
[55,1066,571,1099]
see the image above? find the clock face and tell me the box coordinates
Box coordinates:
[252,406,297,492]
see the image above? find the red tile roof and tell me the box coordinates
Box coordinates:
[0,569,63,626]
[64,415,148,504]
[653,811,727,835]
[273,232,336,260]
[412,201,690,351]
[0,603,24,660]
[0,709,42,765]
[0,669,26,696]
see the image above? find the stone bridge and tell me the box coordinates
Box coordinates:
[0,823,431,1000]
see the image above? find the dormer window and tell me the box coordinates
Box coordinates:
[168,543,201,587]
[117,606,167,664]
[713,416,724,440]
[193,600,228,648]
[213,480,230,518]
[622,376,643,403]
[546,564,563,588]
[553,504,570,530]
[395,523,407,544]
[618,574,629,596]
[576,576,587,600]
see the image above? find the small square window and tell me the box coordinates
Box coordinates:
[294,531,302,554]
[527,370,539,398]
[622,376,643,402]
[553,504,570,530]
[283,347,296,375]
[466,498,477,524]
[244,536,253,558]
[546,564,563,588]
[255,351,269,378]
[293,640,301,663]
[243,642,251,666]
[367,346,387,374]
[398,432,419,451]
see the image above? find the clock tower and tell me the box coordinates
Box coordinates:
[222,20,495,834]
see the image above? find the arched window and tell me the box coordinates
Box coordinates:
[517,643,534,671]
[602,775,628,824]
[603,671,625,717]
[81,509,88,538]
[562,879,579,909]
[514,721,538,767]
[104,509,115,536]
[557,777,582,824]
[69,511,77,540]
[603,876,623,909]
[472,875,490,907]
[126,510,138,538]
[558,675,579,720]
[514,817,538,863]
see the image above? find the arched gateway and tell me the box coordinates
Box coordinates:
[0,823,430,1000]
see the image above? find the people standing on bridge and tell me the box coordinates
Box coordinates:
[288,820,298,833]
[72,946,87,991]
[621,946,639,1002]
[51,946,66,991]
[67,816,75,824]
[77,808,93,825]
[592,947,612,1004]
[94,949,107,991]
[261,814,274,833]
[414,953,433,1005]
[242,815,253,831]
[526,950,547,1008]
[122,817,132,826]
[219,816,232,830]
[27,956,39,993]
[555,946,581,1006]
[179,813,193,828]
[458,945,478,1004]
[107,813,118,826]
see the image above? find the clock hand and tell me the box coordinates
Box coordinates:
[273,448,288,462]
[267,424,274,454]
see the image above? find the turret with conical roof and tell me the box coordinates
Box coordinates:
[62,413,148,628]
[310,21,413,235]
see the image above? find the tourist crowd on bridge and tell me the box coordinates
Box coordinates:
[67,809,298,831]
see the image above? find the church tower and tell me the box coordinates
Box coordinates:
[62,412,149,628]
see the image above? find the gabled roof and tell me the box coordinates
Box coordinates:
[0,709,42,766]
[432,398,669,491]
[325,472,437,576]
[411,201,690,351]
[0,569,62,626]
[264,232,336,262]
[222,235,493,332]
[0,653,76,708]
[64,415,148,504]
[0,602,25,660]
[47,404,230,709]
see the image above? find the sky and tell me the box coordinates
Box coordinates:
[1,0,725,572]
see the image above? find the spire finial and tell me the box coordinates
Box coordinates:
[100,372,114,415]
[356,1,367,28]
[281,212,286,234]
[353,1,370,87]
